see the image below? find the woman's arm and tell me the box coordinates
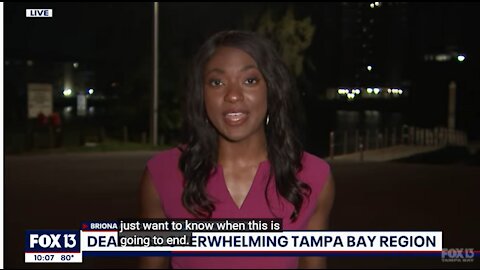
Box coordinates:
[138,168,171,269]
[298,174,335,269]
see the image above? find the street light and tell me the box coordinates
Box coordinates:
[63,89,72,96]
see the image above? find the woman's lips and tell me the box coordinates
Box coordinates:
[223,112,248,126]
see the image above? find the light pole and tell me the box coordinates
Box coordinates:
[447,54,466,130]
[447,80,456,131]
[151,2,159,145]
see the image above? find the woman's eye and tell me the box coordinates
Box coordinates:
[209,79,223,87]
[245,78,258,85]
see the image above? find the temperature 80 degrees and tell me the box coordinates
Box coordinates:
[32,254,75,262]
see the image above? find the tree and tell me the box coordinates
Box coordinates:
[255,7,316,78]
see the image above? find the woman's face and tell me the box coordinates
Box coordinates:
[203,46,268,143]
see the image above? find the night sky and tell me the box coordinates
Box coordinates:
[4,2,480,140]
[4,3,273,62]
[5,3,152,62]
[6,3,480,60]
[6,3,480,75]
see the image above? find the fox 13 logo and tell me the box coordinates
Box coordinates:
[441,248,474,263]
[25,230,80,252]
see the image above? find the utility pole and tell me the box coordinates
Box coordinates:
[448,80,456,130]
[151,2,159,145]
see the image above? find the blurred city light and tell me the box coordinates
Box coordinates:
[334,85,409,100]
[63,88,73,96]
[367,65,372,71]
[73,62,79,68]
[338,88,349,95]
[457,55,466,62]
[88,88,94,95]
[435,54,450,62]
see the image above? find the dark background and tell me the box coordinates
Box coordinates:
[4,2,480,269]
[5,2,480,155]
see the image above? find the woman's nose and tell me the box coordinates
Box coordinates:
[224,83,244,103]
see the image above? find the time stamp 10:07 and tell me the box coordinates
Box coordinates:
[25,253,81,263]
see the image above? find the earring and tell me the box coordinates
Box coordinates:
[266,115,270,126]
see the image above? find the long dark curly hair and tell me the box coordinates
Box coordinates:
[179,30,311,221]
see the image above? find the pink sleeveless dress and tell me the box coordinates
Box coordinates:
[147,147,330,269]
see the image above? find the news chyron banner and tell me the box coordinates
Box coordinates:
[25,219,444,263]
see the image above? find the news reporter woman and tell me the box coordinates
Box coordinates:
[139,30,334,269]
